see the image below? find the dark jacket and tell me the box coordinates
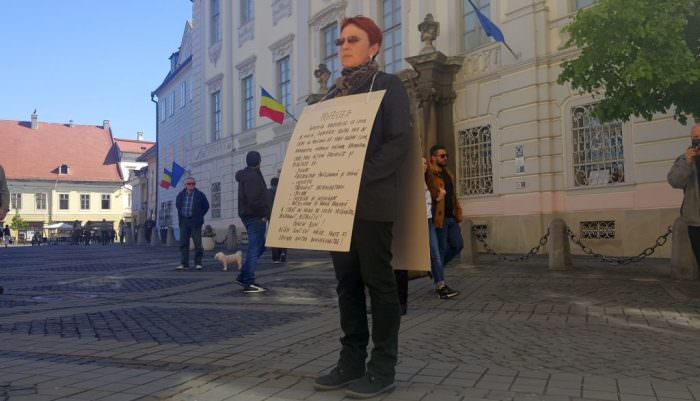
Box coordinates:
[236,167,270,219]
[326,72,411,222]
[175,188,210,227]
[0,165,9,212]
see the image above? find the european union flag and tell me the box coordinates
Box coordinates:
[467,0,504,43]
[170,162,186,187]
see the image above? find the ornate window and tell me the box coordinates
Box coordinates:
[242,75,255,130]
[10,193,21,210]
[80,194,90,210]
[571,103,625,187]
[211,0,221,45]
[458,125,493,196]
[212,90,221,140]
[278,56,292,110]
[321,23,340,83]
[580,220,615,239]
[381,0,402,74]
[463,0,491,51]
[211,182,221,218]
[35,193,46,210]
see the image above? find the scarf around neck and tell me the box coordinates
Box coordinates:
[334,60,379,97]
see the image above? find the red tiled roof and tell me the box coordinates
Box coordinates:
[0,120,123,183]
[114,138,155,154]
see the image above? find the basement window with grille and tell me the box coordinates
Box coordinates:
[580,220,615,239]
[473,224,488,241]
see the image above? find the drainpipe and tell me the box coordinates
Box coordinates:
[150,92,159,234]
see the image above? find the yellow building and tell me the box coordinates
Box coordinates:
[0,112,127,242]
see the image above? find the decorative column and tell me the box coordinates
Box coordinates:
[404,14,463,173]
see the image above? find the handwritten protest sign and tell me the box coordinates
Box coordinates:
[266,89,429,271]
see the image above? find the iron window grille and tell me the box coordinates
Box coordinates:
[211,182,221,218]
[571,103,625,187]
[458,125,494,196]
[580,220,615,239]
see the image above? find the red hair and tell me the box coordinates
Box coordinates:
[341,15,383,49]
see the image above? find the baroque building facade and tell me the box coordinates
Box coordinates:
[159,0,686,256]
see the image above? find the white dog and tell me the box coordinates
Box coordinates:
[214,251,243,271]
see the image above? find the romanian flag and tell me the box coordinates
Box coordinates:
[259,87,285,124]
[160,168,172,189]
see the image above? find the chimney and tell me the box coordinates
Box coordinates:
[68,120,75,128]
[136,131,144,141]
[103,120,110,131]
[31,109,38,129]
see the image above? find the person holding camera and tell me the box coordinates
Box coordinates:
[668,123,700,268]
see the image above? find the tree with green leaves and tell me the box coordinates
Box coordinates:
[558,0,700,124]
[10,211,27,232]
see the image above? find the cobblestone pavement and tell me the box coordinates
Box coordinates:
[0,244,699,401]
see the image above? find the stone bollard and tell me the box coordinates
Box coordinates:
[671,217,699,280]
[548,218,572,271]
[459,219,479,266]
[166,226,178,247]
[225,224,238,251]
[136,225,147,245]
[125,226,134,245]
[150,227,160,247]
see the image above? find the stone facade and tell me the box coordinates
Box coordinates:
[156,0,687,256]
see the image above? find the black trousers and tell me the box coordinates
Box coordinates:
[180,218,203,267]
[271,247,287,261]
[330,219,400,382]
[394,270,408,307]
[689,226,700,272]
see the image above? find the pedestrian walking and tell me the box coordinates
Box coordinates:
[0,165,5,294]
[423,157,459,299]
[267,177,287,263]
[2,225,9,248]
[175,176,210,271]
[234,151,270,293]
[312,16,409,399]
[100,219,110,245]
[429,145,464,266]
[668,123,700,268]
[118,219,126,244]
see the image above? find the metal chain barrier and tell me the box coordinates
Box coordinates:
[473,227,550,262]
[566,225,673,265]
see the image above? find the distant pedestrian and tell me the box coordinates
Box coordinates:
[668,123,700,269]
[118,219,126,244]
[267,177,287,263]
[100,219,111,245]
[423,157,459,299]
[2,225,9,248]
[234,151,270,293]
[175,176,210,271]
[429,145,464,266]
[0,164,8,223]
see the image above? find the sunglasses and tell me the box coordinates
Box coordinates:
[186,182,196,186]
[437,154,448,159]
[335,36,362,46]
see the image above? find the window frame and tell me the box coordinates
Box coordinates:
[10,193,22,210]
[381,0,402,74]
[35,193,47,210]
[457,124,495,197]
[321,22,340,83]
[101,194,111,210]
[59,193,69,210]
[241,0,253,25]
[242,74,255,130]
[211,0,221,45]
[80,194,90,210]
[462,0,492,53]
[277,56,292,111]
[180,81,187,109]
[212,90,222,140]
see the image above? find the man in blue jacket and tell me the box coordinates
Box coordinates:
[235,151,270,293]
[176,176,210,270]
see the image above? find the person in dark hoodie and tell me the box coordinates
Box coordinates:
[235,151,270,293]
[267,177,287,263]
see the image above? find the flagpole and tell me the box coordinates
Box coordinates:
[285,110,297,122]
[502,41,518,59]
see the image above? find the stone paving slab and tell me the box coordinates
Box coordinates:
[0,246,699,400]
